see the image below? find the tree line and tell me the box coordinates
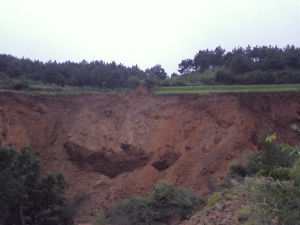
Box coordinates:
[178,45,300,85]
[0,45,300,90]
[179,45,300,74]
[0,54,167,89]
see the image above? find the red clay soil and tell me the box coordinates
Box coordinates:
[1,88,300,223]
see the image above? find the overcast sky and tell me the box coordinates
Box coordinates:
[0,0,299,74]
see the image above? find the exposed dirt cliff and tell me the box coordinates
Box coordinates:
[1,89,300,223]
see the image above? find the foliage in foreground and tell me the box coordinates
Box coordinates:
[229,135,296,180]
[93,182,203,225]
[245,175,300,225]
[0,146,73,225]
[229,133,300,225]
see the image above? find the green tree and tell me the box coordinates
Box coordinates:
[0,146,72,225]
[145,65,167,80]
[178,59,194,74]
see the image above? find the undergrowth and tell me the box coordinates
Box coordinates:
[93,182,204,225]
[227,131,300,225]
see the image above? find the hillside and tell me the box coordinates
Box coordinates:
[1,87,300,223]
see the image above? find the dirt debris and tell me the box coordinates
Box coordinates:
[1,90,300,223]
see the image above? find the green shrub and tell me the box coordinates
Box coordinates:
[245,177,300,225]
[216,176,234,190]
[97,196,155,225]
[258,144,295,169]
[230,138,296,180]
[94,181,203,225]
[0,146,73,225]
[0,75,30,90]
[0,72,13,89]
[240,133,300,225]
[255,168,269,176]
[127,77,141,89]
[170,81,187,86]
[230,164,247,177]
[11,79,29,90]
[292,159,300,187]
[149,182,202,221]
[215,69,237,84]
[269,167,293,181]
[244,154,267,175]
[143,78,160,88]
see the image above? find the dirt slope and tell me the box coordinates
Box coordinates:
[1,89,300,223]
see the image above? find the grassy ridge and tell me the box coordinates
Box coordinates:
[3,80,300,95]
[26,84,125,95]
[0,82,129,95]
[153,84,300,95]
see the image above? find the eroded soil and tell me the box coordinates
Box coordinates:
[1,88,300,223]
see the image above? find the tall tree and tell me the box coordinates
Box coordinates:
[145,64,167,80]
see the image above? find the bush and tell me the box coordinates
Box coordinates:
[99,196,154,225]
[273,69,300,84]
[199,77,217,85]
[143,78,160,88]
[11,79,29,90]
[292,158,300,187]
[0,74,30,90]
[240,70,275,84]
[239,133,300,225]
[170,81,187,86]
[230,137,296,180]
[0,72,13,89]
[127,77,141,89]
[229,164,247,177]
[0,146,73,225]
[269,167,293,181]
[245,177,300,225]
[215,69,237,84]
[259,139,295,167]
[216,176,234,190]
[94,182,203,225]
[148,182,202,221]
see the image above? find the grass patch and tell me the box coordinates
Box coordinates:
[196,188,240,218]
[224,189,238,200]
[207,192,222,207]
[3,78,300,96]
[235,205,252,224]
[206,189,238,208]
[27,83,130,95]
[153,84,300,95]
[0,80,131,95]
